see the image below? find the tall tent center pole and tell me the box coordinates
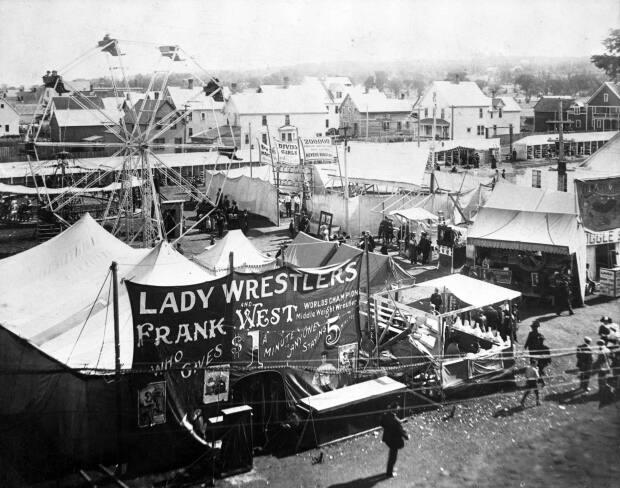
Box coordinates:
[110,261,122,461]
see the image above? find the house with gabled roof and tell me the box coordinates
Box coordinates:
[339,88,415,139]
[582,81,620,132]
[0,99,20,137]
[533,96,575,133]
[224,85,329,150]
[415,80,520,140]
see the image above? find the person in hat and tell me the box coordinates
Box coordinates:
[430,288,442,312]
[524,321,543,352]
[576,337,594,392]
[407,232,418,264]
[598,316,611,340]
[418,232,432,264]
[380,402,409,478]
[521,358,542,407]
[532,334,552,380]
[555,270,574,316]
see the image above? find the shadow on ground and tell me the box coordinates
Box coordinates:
[328,473,389,488]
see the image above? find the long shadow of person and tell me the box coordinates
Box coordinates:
[328,473,389,488]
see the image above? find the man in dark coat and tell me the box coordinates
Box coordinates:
[430,288,443,312]
[418,233,431,264]
[555,272,574,316]
[524,321,543,352]
[576,336,593,392]
[380,402,409,478]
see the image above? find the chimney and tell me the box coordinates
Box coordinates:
[283,76,290,89]
[187,78,194,90]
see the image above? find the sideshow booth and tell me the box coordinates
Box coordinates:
[367,274,521,394]
[468,182,586,303]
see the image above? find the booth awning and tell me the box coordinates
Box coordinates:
[417,274,521,307]
[390,206,439,222]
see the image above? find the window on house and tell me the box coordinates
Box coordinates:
[405,121,410,129]
[187,112,193,121]
[5,125,9,132]
[262,115,267,126]
[201,113,206,121]
[336,91,342,98]
[282,133,287,141]
[532,169,542,188]
[467,127,471,133]
[245,134,250,145]
[493,124,497,134]
[604,93,609,103]
[285,114,290,125]
[287,133,293,142]
[325,119,329,128]
[0,103,4,108]
[397,121,402,131]
[479,108,483,118]
[188,128,193,137]
[499,108,503,118]
[424,108,428,118]
[383,121,390,131]
[154,137,165,144]
[262,133,267,144]
[335,106,339,114]
[596,119,602,129]
[490,111,494,119]
[576,120,581,129]
[174,137,183,153]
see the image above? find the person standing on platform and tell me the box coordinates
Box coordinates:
[430,288,443,312]
[293,194,301,214]
[380,402,409,478]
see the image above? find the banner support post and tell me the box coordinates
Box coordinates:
[111,261,122,462]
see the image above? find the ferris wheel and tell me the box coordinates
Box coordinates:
[24,34,237,246]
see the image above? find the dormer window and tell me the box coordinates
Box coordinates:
[479,108,483,118]
[604,93,609,103]
[262,115,267,126]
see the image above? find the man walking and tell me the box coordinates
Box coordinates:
[380,402,409,478]
[576,336,593,392]
[555,271,574,316]
[284,193,292,218]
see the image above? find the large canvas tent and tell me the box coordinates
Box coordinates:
[283,231,339,267]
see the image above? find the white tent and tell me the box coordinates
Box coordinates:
[334,141,428,190]
[0,214,148,368]
[192,229,277,276]
[418,274,520,307]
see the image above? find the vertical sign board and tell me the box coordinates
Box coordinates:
[575,177,620,232]
[126,257,362,432]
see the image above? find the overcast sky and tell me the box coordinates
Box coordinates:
[1,0,619,85]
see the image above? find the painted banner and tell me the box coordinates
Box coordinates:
[300,137,336,161]
[274,139,301,165]
[575,177,620,232]
[126,258,361,431]
[259,141,274,162]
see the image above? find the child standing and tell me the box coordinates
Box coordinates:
[521,358,542,407]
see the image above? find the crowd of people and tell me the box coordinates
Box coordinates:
[0,196,34,223]
[194,189,249,238]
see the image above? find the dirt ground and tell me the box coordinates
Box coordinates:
[212,296,619,488]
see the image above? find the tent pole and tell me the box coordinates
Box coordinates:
[111,261,122,462]
[364,235,375,355]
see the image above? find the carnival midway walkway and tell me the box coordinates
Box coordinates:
[212,297,619,488]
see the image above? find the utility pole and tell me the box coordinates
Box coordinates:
[557,99,567,191]
[341,125,350,234]
[248,122,253,178]
[416,107,420,147]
